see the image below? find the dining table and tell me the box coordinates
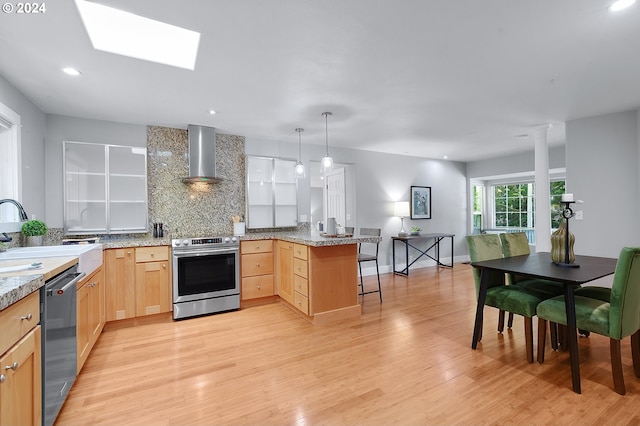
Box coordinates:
[470,251,618,394]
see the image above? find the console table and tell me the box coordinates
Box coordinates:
[391,233,455,276]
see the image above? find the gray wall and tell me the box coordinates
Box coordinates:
[566,109,640,258]
[246,137,468,272]
[0,74,47,220]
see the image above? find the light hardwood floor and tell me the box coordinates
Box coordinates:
[56,263,640,425]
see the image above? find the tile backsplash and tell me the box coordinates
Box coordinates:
[147,126,246,238]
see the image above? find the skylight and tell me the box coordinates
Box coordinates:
[75,0,200,70]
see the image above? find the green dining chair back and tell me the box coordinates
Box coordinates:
[500,232,565,296]
[536,247,640,394]
[466,234,553,362]
[466,234,505,297]
[499,232,564,347]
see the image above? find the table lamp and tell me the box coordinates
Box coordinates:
[394,201,410,237]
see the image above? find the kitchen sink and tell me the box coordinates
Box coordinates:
[0,244,103,275]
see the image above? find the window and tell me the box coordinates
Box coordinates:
[471,174,566,244]
[491,180,565,230]
[549,181,566,229]
[0,102,21,224]
[493,183,534,228]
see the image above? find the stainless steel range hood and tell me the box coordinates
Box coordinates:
[182,124,223,184]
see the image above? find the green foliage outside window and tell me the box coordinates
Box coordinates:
[550,180,566,228]
[493,180,565,229]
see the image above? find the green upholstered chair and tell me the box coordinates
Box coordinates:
[466,234,553,363]
[500,232,565,347]
[536,247,640,394]
[500,232,566,296]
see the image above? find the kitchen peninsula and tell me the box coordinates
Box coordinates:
[241,232,381,325]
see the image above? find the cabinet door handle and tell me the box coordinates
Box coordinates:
[151,253,155,257]
[0,374,5,383]
[4,362,18,371]
[21,313,33,321]
[127,251,132,255]
[162,264,166,269]
[256,285,261,289]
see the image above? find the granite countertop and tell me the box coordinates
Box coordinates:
[0,256,78,311]
[61,232,380,250]
[97,236,172,249]
[240,231,381,247]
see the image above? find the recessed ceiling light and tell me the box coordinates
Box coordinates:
[443,155,448,159]
[609,0,636,11]
[74,0,200,70]
[209,110,217,115]
[62,67,82,76]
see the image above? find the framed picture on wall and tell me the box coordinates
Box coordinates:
[411,186,431,219]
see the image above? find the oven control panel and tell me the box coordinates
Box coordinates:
[172,236,238,248]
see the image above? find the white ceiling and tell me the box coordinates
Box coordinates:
[1,0,639,162]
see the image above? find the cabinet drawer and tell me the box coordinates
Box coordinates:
[294,275,309,297]
[241,275,275,300]
[294,291,309,315]
[241,253,274,277]
[0,291,40,356]
[136,246,169,263]
[241,240,273,254]
[293,257,308,279]
[293,243,308,260]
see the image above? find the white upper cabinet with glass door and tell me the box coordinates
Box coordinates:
[246,156,297,229]
[273,158,297,227]
[64,141,147,234]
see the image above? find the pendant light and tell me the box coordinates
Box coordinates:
[294,127,305,177]
[320,111,334,172]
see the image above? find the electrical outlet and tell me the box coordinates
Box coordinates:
[575,211,583,220]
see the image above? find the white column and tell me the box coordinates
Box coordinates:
[533,125,551,252]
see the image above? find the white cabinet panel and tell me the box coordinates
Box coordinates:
[64,141,148,235]
[246,156,297,229]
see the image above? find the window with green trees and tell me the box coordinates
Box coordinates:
[492,180,565,229]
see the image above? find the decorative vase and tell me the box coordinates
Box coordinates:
[26,235,43,247]
[550,222,575,264]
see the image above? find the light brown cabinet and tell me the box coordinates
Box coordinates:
[292,243,309,315]
[105,248,136,321]
[105,246,171,320]
[0,291,42,426]
[275,240,294,305]
[135,247,171,316]
[279,242,359,323]
[240,240,275,300]
[76,265,105,373]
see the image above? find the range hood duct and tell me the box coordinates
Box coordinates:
[182,124,223,184]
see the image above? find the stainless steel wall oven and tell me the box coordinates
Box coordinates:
[172,236,240,319]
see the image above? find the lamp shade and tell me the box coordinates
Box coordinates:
[394,201,410,217]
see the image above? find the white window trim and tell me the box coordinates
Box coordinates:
[0,101,22,230]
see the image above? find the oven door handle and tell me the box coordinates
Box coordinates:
[173,249,238,257]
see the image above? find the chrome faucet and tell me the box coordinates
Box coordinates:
[0,198,29,242]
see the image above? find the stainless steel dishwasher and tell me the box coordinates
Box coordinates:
[40,264,85,426]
